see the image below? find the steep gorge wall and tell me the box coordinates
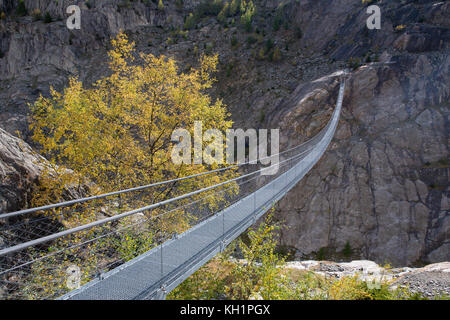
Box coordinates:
[271,53,449,266]
[258,0,449,266]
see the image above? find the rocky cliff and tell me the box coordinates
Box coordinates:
[0,127,90,214]
[266,1,449,266]
[272,53,449,266]
[0,127,44,213]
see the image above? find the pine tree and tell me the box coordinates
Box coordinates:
[272,47,281,61]
[16,0,27,16]
[229,0,240,15]
[43,11,52,23]
[240,0,255,32]
[218,2,229,23]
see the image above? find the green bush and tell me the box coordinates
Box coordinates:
[259,110,265,122]
[31,9,42,21]
[184,13,196,29]
[16,0,28,16]
[246,35,257,45]
[348,57,362,70]
[158,0,164,10]
[229,0,240,16]
[175,0,183,9]
[231,36,238,47]
[317,247,327,260]
[195,0,223,19]
[43,11,52,23]
[295,26,303,39]
[343,241,353,258]
[265,39,274,53]
[271,47,281,62]
[273,10,283,31]
[217,1,229,23]
[240,0,255,32]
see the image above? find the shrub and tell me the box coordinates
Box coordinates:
[31,9,42,21]
[240,0,255,32]
[16,0,28,17]
[175,0,183,9]
[343,241,353,258]
[246,35,257,45]
[438,158,449,167]
[273,10,283,31]
[271,47,281,61]
[217,1,229,23]
[195,0,223,18]
[259,110,265,122]
[231,36,238,47]
[225,63,233,77]
[184,13,196,29]
[229,0,240,15]
[348,57,362,70]
[317,247,327,260]
[395,24,406,32]
[257,48,265,60]
[295,26,303,39]
[265,39,274,53]
[158,0,164,10]
[43,11,52,23]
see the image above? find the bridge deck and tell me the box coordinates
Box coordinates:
[60,79,345,300]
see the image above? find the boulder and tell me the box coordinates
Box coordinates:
[0,127,45,213]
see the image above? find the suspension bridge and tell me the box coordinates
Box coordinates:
[0,75,346,300]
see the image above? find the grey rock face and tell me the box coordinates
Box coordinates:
[0,127,91,214]
[271,53,449,266]
[0,127,45,213]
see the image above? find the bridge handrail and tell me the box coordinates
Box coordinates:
[1,117,327,219]
[0,148,310,257]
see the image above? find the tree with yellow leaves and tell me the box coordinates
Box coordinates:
[30,32,237,209]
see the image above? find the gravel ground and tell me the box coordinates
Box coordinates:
[284,260,450,299]
[391,268,450,298]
